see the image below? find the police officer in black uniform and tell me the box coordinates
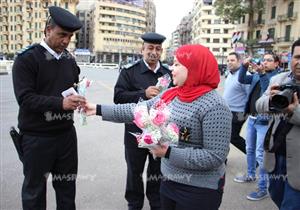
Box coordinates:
[12,6,85,210]
[114,32,172,210]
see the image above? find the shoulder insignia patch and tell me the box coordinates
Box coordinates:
[123,60,140,70]
[16,44,39,56]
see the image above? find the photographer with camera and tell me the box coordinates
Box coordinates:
[256,39,300,209]
[235,52,280,201]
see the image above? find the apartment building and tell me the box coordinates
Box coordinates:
[144,0,155,33]
[0,0,79,55]
[233,0,299,67]
[191,0,235,64]
[89,0,146,63]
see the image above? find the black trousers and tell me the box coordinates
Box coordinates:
[160,178,224,210]
[21,127,78,210]
[230,111,246,154]
[125,147,161,210]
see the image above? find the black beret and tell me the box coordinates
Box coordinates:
[141,32,166,44]
[49,6,82,32]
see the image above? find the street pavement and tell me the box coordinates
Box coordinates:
[0,67,277,210]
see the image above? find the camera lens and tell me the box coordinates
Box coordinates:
[271,89,294,109]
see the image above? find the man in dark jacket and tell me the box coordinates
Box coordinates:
[234,53,280,201]
[114,32,171,210]
[12,6,85,210]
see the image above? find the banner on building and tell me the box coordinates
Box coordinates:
[114,0,144,7]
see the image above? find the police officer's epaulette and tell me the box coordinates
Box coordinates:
[16,44,39,56]
[123,60,139,70]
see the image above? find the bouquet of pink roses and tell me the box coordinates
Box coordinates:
[130,100,179,148]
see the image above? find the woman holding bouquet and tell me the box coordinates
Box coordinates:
[85,44,232,210]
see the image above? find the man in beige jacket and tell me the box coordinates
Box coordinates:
[256,38,300,209]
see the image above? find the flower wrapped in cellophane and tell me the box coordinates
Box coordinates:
[130,100,179,149]
[77,77,91,125]
[156,74,171,93]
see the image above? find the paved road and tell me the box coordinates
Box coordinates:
[0,67,277,210]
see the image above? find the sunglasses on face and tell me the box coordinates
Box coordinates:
[263,58,275,62]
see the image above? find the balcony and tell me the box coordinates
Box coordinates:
[26,16,33,21]
[254,19,265,27]
[16,39,23,44]
[26,5,33,11]
[276,37,294,43]
[15,1,22,6]
[16,30,23,35]
[1,11,9,17]
[16,20,23,25]
[277,12,298,22]
[1,1,8,7]
[1,20,8,25]
[15,9,22,15]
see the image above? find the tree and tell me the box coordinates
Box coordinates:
[214,0,265,54]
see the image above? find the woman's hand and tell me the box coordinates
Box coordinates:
[150,144,169,158]
[84,102,97,116]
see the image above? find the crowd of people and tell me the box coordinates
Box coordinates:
[11,5,300,210]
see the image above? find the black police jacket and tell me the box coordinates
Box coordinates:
[114,59,172,147]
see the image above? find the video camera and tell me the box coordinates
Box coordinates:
[271,83,300,110]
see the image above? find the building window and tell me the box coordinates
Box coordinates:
[214,19,221,24]
[207,29,211,34]
[212,48,219,52]
[223,38,228,43]
[271,6,276,19]
[258,11,263,24]
[287,2,294,17]
[207,20,211,24]
[65,2,68,9]
[213,38,220,43]
[242,15,245,23]
[285,25,291,41]
[256,30,261,39]
[214,29,221,34]
[268,28,275,39]
[207,38,210,43]
[224,29,228,33]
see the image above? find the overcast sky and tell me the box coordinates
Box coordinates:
[153,0,194,39]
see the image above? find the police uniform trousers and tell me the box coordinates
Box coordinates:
[21,126,77,210]
[125,147,161,210]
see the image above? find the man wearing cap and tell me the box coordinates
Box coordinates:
[12,6,85,210]
[114,32,172,210]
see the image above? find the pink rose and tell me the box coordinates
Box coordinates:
[160,78,169,87]
[152,111,166,126]
[169,123,179,134]
[143,134,154,144]
[133,112,144,128]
